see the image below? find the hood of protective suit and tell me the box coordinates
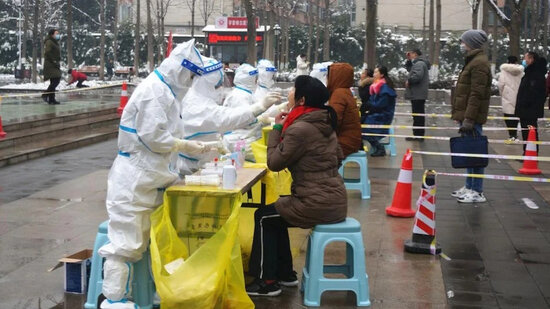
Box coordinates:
[310,62,332,85]
[187,56,225,104]
[155,39,203,99]
[233,63,258,92]
[257,59,276,89]
[297,55,306,65]
[327,62,354,93]
[499,63,524,76]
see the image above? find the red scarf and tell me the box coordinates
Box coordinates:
[369,78,386,95]
[282,105,320,133]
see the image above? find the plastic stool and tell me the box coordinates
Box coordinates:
[301,218,370,307]
[381,127,397,156]
[85,220,155,309]
[338,151,371,199]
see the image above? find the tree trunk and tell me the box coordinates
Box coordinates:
[322,0,330,61]
[22,0,29,62]
[428,0,434,63]
[433,0,441,79]
[134,0,141,74]
[482,0,489,54]
[543,0,548,59]
[422,0,427,51]
[39,0,45,63]
[156,0,163,64]
[306,1,313,62]
[32,0,40,83]
[491,11,498,75]
[472,2,479,29]
[485,0,526,57]
[67,0,73,69]
[284,17,290,69]
[146,0,154,72]
[529,0,535,50]
[100,0,106,80]
[191,0,196,38]
[314,0,321,63]
[365,0,377,68]
[267,9,275,61]
[244,0,257,64]
[113,0,119,64]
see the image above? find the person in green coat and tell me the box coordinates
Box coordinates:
[42,29,62,104]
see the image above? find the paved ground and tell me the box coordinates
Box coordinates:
[0,96,549,308]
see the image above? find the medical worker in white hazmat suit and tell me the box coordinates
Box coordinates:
[309,61,333,86]
[223,63,282,160]
[98,40,207,309]
[177,56,280,174]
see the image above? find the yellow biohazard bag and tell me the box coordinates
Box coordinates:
[150,189,254,309]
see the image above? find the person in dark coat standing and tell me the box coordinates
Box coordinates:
[404,48,430,141]
[515,51,547,154]
[450,29,491,204]
[246,75,347,297]
[362,66,397,157]
[42,28,62,104]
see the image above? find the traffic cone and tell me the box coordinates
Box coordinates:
[117,81,129,116]
[404,170,441,254]
[519,126,541,175]
[0,115,6,138]
[386,149,416,217]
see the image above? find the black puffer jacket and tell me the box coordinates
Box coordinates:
[515,58,548,119]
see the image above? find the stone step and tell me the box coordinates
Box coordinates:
[0,113,120,151]
[0,108,120,167]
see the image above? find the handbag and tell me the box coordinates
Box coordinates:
[449,132,489,168]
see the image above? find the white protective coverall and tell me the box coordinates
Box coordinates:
[98,40,206,309]
[296,55,309,76]
[177,57,273,174]
[309,61,333,86]
[222,64,262,160]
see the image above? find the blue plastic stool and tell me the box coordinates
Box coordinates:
[84,220,155,309]
[338,151,371,199]
[301,218,370,307]
[381,127,397,156]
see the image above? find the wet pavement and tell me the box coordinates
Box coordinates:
[0,96,550,308]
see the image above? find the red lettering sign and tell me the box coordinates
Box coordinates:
[208,33,263,44]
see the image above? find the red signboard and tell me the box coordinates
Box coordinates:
[208,33,263,44]
[215,16,259,29]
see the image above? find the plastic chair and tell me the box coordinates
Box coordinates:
[85,220,155,309]
[338,151,371,199]
[301,218,370,307]
[380,127,397,156]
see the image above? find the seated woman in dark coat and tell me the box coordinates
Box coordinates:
[246,75,347,297]
[362,66,397,157]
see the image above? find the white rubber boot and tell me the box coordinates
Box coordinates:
[101,258,137,309]
[100,299,138,309]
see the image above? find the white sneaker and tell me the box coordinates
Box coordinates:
[451,186,470,198]
[505,137,517,144]
[457,191,487,203]
[100,299,138,309]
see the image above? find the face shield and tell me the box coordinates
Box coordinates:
[257,59,277,89]
[190,56,225,104]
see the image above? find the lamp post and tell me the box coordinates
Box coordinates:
[273,23,281,70]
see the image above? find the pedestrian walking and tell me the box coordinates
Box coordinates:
[450,29,491,203]
[326,62,362,158]
[42,29,62,104]
[497,56,524,142]
[362,66,397,157]
[404,48,430,141]
[515,51,547,154]
[106,58,114,80]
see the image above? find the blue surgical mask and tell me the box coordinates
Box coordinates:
[521,60,527,68]
[459,44,468,54]
[55,34,61,40]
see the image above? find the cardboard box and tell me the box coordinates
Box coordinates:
[58,249,93,294]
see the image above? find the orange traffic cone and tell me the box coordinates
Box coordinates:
[0,115,6,138]
[405,170,441,254]
[519,126,541,175]
[117,81,129,116]
[386,149,416,217]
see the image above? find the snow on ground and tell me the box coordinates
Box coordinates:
[0,74,15,81]
[0,79,126,90]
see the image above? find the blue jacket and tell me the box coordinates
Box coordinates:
[362,84,396,134]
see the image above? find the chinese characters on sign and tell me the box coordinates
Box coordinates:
[214,16,260,29]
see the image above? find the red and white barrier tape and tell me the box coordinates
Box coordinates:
[361,132,550,146]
